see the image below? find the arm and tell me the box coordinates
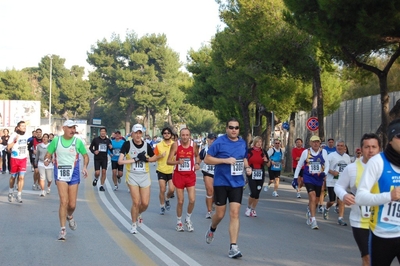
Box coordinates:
[355,156,394,206]
[117,142,136,165]
[146,143,163,162]
[293,150,307,179]
[89,139,96,154]
[334,164,355,205]
[194,143,201,171]
[167,142,182,166]
[81,154,89,178]
[7,133,18,151]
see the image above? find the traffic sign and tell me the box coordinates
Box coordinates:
[282,122,289,130]
[306,117,319,131]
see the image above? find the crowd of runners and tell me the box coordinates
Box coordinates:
[4,118,400,264]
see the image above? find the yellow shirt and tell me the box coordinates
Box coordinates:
[154,140,174,174]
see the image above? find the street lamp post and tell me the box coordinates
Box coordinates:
[48,55,52,131]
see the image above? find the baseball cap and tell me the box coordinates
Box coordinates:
[63,120,78,127]
[310,135,321,142]
[132,124,143,132]
[207,133,217,139]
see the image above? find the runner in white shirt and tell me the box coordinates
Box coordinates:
[323,140,351,226]
[334,133,381,266]
[355,119,400,266]
[7,121,29,203]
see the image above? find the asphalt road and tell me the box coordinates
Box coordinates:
[0,157,362,266]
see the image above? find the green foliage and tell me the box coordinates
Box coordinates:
[0,69,35,100]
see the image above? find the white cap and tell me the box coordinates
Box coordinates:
[63,120,78,127]
[132,124,143,132]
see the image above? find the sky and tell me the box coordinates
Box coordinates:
[0,0,223,72]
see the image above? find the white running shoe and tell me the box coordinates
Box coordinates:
[58,228,66,240]
[245,207,251,217]
[272,191,279,197]
[185,219,194,232]
[250,209,257,217]
[137,215,143,228]
[205,227,215,244]
[205,212,212,219]
[113,185,118,191]
[130,223,138,234]
[296,192,301,198]
[311,220,319,230]
[16,194,22,203]
[67,216,77,231]
[47,188,51,194]
[176,222,184,232]
[228,244,242,258]
[8,193,13,202]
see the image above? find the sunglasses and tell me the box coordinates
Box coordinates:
[274,143,280,145]
[163,132,171,135]
[394,134,400,139]
[228,126,239,130]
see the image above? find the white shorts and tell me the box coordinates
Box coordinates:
[126,171,151,188]
[38,166,53,182]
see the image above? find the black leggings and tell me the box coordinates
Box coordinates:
[370,231,400,266]
[247,174,265,199]
[2,150,10,172]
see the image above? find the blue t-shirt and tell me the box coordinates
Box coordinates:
[206,134,247,187]
[324,146,336,154]
[108,139,125,161]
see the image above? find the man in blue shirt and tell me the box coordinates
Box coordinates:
[204,118,252,259]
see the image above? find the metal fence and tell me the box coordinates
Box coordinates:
[294,91,400,155]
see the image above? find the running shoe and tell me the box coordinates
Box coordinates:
[32,184,37,190]
[137,215,143,227]
[263,185,269,192]
[170,193,175,199]
[8,193,13,202]
[310,220,319,230]
[306,210,311,225]
[323,208,329,220]
[165,200,171,211]
[272,191,279,197]
[334,205,339,214]
[205,212,212,219]
[185,219,194,232]
[47,188,51,194]
[113,185,118,191]
[205,227,214,244]
[58,228,66,240]
[67,216,77,230]
[99,186,105,192]
[296,192,301,198]
[338,218,347,226]
[117,176,121,184]
[250,210,257,217]
[16,194,22,203]
[92,178,98,186]
[160,207,166,215]
[176,222,184,232]
[317,205,323,213]
[228,245,242,258]
[245,207,251,217]
[40,192,45,197]
[130,223,138,234]
[212,203,215,211]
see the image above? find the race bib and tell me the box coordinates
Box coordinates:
[309,162,321,174]
[272,162,281,169]
[57,165,73,182]
[133,161,145,171]
[178,158,191,171]
[381,201,400,226]
[112,149,120,156]
[206,164,215,174]
[338,162,347,173]
[18,146,26,155]
[231,160,244,176]
[360,205,371,218]
[99,143,107,152]
[252,169,263,180]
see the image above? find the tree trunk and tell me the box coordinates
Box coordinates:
[285,112,296,172]
[314,67,325,142]
[377,72,390,148]
[125,103,135,134]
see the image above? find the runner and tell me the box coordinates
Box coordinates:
[32,128,43,190]
[108,131,124,191]
[89,127,112,191]
[356,119,400,265]
[35,133,54,196]
[266,139,284,197]
[334,133,381,266]
[292,138,305,198]
[294,135,329,229]
[44,120,89,240]
[204,118,252,258]
[7,121,29,203]
[154,127,175,215]
[1,128,11,174]
[323,139,351,226]
[245,136,270,217]
[199,133,217,219]
[167,128,201,232]
[118,124,161,234]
